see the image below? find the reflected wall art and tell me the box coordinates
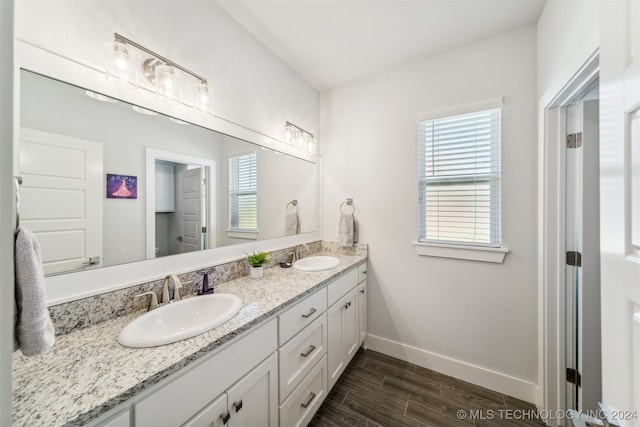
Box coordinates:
[106,174,137,199]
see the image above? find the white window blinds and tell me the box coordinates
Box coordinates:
[418,107,501,247]
[229,152,257,230]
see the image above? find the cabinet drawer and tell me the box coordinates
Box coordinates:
[278,288,326,345]
[278,314,327,402]
[279,355,327,427]
[135,319,277,426]
[358,262,368,283]
[327,268,358,307]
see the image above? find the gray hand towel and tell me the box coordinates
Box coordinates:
[338,212,355,247]
[285,212,299,235]
[14,227,55,356]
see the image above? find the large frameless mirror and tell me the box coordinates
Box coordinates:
[18,70,317,277]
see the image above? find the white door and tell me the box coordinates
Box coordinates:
[599,2,640,423]
[177,167,203,253]
[564,101,601,412]
[19,128,103,275]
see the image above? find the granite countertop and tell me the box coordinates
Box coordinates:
[12,250,366,427]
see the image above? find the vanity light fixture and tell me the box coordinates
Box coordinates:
[284,122,316,154]
[106,33,210,112]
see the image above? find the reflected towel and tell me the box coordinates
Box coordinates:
[285,212,298,235]
[338,212,355,247]
[14,227,55,356]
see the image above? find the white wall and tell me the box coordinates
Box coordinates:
[0,1,14,423]
[537,0,599,105]
[320,25,538,402]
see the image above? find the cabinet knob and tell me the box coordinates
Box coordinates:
[233,400,243,412]
[360,289,365,294]
[220,410,231,424]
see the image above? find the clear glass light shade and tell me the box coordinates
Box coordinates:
[308,136,317,154]
[105,41,138,87]
[154,64,182,104]
[284,124,294,143]
[193,81,210,113]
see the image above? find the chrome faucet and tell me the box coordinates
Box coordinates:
[161,274,183,304]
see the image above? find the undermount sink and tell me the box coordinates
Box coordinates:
[118,293,243,348]
[292,256,341,272]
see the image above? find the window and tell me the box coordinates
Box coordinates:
[229,151,257,231]
[418,105,501,247]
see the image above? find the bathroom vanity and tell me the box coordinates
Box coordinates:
[12,248,367,427]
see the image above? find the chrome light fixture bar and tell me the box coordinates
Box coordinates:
[106,33,210,112]
[284,121,316,154]
[114,33,207,84]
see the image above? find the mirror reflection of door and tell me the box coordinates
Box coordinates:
[154,160,206,258]
[19,128,103,275]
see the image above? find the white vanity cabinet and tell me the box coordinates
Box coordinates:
[326,269,360,389]
[134,319,278,427]
[357,263,368,345]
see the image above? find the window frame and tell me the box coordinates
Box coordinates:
[228,149,258,237]
[415,98,508,263]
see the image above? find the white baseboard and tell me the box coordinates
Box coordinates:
[365,333,539,405]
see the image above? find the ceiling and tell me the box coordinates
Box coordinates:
[216,0,546,91]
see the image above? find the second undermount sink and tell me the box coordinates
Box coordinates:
[118,293,243,348]
[292,256,341,272]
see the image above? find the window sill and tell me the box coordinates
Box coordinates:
[413,242,509,263]
[227,229,259,240]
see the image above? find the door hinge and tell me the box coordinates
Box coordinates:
[202,226,207,233]
[567,132,583,148]
[566,368,582,387]
[566,251,582,267]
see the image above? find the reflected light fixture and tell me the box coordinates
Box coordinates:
[105,33,210,112]
[85,90,118,103]
[284,122,316,154]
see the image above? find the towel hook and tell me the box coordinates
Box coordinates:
[339,198,355,214]
[286,200,298,213]
[15,176,22,231]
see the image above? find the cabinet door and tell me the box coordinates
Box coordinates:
[344,288,359,362]
[327,299,345,389]
[183,394,228,427]
[227,353,278,427]
[357,281,367,345]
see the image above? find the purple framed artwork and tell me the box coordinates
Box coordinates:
[106,174,137,199]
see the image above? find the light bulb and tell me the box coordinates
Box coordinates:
[194,81,210,112]
[105,40,138,87]
[155,64,179,103]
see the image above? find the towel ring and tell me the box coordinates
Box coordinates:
[340,198,355,214]
[15,176,22,231]
[286,200,298,214]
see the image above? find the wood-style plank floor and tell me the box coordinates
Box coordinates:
[309,349,548,427]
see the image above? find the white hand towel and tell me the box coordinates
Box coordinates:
[285,212,299,235]
[14,227,55,356]
[338,212,355,247]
